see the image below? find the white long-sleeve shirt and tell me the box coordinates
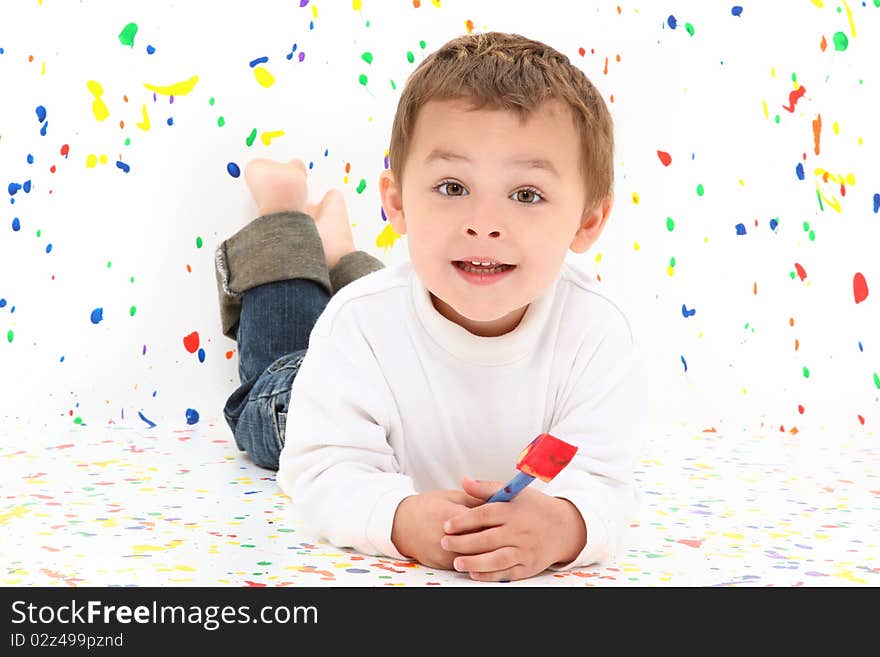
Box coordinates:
[277,258,645,569]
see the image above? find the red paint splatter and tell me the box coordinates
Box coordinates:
[657,150,672,166]
[858,415,865,425]
[677,539,703,548]
[183,331,200,353]
[783,85,807,112]
[794,263,807,281]
[853,272,868,304]
[60,144,69,157]
[244,580,267,587]
[798,404,804,414]
[225,350,235,359]
[578,47,585,56]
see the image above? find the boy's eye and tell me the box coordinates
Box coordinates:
[435,181,544,204]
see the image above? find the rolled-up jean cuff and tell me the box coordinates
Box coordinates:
[330,250,385,294]
[215,211,331,340]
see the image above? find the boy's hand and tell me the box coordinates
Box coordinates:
[441,476,587,582]
[391,490,484,570]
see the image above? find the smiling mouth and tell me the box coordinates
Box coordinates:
[452,261,516,274]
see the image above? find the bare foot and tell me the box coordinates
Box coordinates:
[305,189,357,270]
[244,158,309,217]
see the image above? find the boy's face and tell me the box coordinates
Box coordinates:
[379,98,612,337]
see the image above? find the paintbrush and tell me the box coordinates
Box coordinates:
[486,433,578,503]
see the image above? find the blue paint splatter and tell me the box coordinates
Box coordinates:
[682,304,696,318]
[227,162,241,177]
[858,341,863,352]
[22,180,31,193]
[146,45,155,54]
[116,160,130,173]
[12,217,20,231]
[138,411,157,428]
[795,163,805,180]
[90,307,104,324]
[0,298,6,308]
[735,223,747,235]
[45,243,52,253]
[197,347,205,363]
[667,15,678,29]
[8,182,21,196]
[286,43,299,60]
[166,117,174,126]
[36,105,47,122]
[345,568,369,574]
[769,218,778,231]
[40,121,48,136]
[873,193,879,213]
[681,355,688,372]
[27,154,34,164]
[731,6,743,17]
[185,408,200,425]
[249,56,269,67]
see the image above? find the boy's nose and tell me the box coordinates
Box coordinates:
[466,227,502,238]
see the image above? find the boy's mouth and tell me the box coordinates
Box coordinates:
[452,260,516,275]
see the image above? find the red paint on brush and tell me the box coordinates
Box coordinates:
[515,433,578,482]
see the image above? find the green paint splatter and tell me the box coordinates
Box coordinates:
[803,366,810,379]
[129,306,136,317]
[790,271,796,279]
[685,23,695,36]
[791,72,797,83]
[391,80,397,90]
[669,256,676,268]
[73,416,83,425]
[209,97,215,106]
[257,561,272,566]
[36,229,41,238]
[246,128,257,147]
[406,51,415,63]
[124,137,131,146]
[816,188,824,211]
[356,179,366,194]
[240,544,256,548]
[874,372,880,389]
[361,52,373,64]
[130,276,135,283]
[358,73,368,86]
[696,184,704,196]
[833,32,848,51]
[774,114,780,124]
[196,236,203,248]
[6,329,13,343]
[666,217,675,231]
[419,40,426,49]
[107,261,112,268]
[119,23,138,48]
[217,116,225,127]
[808,230,815,241]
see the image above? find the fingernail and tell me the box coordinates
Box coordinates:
[453,559,463,571]
[440,537,449,550]
[443,521,452,532]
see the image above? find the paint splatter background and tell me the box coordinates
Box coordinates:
[1,1,878,586]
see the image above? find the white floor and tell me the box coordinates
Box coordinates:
[2,419,877,587]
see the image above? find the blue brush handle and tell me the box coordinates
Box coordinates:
[486,471,536,503]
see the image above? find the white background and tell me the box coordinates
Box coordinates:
[1,0,878,437]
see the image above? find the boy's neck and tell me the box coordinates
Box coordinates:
[429,293,529,337]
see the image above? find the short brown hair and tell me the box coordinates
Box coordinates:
[388,31,614,213]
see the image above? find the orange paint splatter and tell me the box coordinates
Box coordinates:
[812,113,822,155]
[820,35,827,51]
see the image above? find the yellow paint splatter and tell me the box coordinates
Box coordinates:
[594,252,602,263]
[432,0,442,6]
[312,4,319,18]
[375,223,402,253]
[144,75,199,96]
[136,104,151,131]
[253,66,275,88]
[260,130,285,146]
[0,505,30,525]
[761,99,768,119]
[842,0,856,37]
[631,191,640,204]
[633,242,640,251]
[86,80,109,122]
[86,154,97,168]
[666,265,675,276]
[352,0,362,9]
[832,121,840,135]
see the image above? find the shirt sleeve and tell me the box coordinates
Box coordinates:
[540,315,647,571]
[276,308,417,560]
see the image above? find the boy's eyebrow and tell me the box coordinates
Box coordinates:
[424,148,560,178]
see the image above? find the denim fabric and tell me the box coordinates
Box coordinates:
[223,278,331,470]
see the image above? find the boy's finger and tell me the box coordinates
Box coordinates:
[288,158,307,174]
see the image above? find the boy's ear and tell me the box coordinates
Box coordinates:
[570,195,613,254]
[379,169,407,235]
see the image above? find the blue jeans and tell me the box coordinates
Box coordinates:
[222,278,330,470]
